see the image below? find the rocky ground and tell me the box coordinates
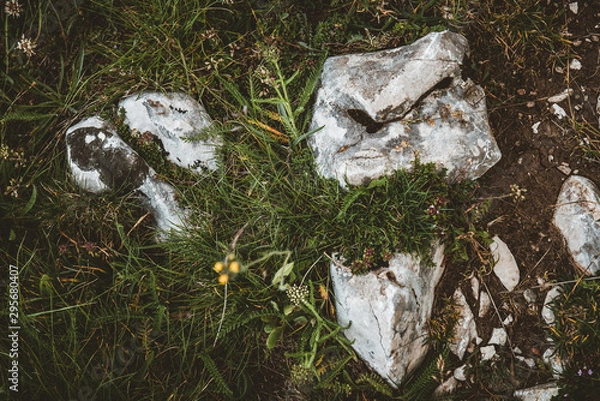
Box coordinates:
[432,2,600,398]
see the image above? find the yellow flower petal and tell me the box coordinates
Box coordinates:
[229,261,240,274]
[213,261,224,273]
[218,274,229,285]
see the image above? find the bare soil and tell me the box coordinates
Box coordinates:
[433,2,600,396]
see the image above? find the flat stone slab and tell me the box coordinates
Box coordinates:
[553,175,600,275]
[119,91,220,172]
[491,235,520,292]
[309,30,501,187]
[330,243,445,387]
[66,116,186,238]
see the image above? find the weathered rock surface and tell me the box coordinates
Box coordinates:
[553,175,600,275]
[119,91,220,172]
[309,30,501,187]
[491,235,520,292]
[330,243,445,387]
[514,382,559,401]
[450,287,478,360]
[66,116,185,237]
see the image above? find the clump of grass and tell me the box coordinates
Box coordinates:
[548,278,600,400]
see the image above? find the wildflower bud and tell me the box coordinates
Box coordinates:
[218,274,229,285]
[228,261,240,274]
[213,262,224,273]
[287,284,309,306]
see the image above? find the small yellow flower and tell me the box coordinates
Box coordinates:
[228,261,240,274]
[213,261,224,273]
[218,274,229,285]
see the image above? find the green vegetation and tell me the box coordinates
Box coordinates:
[1,0,594,400]
[549,278,600,400]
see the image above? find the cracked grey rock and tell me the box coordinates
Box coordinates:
[553,175,600,275]
[450,287,478,360]
[330,242,445,387]
[309,30,501,187]
[119,91,220,172]
[66,116,186,238]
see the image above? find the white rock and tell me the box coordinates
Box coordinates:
[547,89,573,103]
[66,116,186,239]
[491,236,520,292]
[553,175,600,275]
[531,121,541,134]
[479,290,492,318]
[450,287,478,360]
[516,355,536,369]
[543,347,564,379]
[471,276,480,300]
[568,2,578,14]
[541,287,562,325]
[120,92,220,172]
[551,104,567,119]
[433,376,457,397]
[569,58,581,70]
[514,382,559,401]
[330,242,445,387]
[480,345,496,361]
[453,365,468,381]
[488,327,508,346]
[309,30,501,187]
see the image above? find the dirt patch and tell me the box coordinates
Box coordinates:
[434,2,600,395]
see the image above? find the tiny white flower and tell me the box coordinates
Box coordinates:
[16,34,36,57]
[5,0,22,18]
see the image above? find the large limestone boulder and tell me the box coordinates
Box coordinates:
[119,91,220,172]
[309,30,501,187]
[330,243,445,387]
[66,116,185,238]
[553,175,600,275]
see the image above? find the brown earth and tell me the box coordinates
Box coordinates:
[432,2,600,396]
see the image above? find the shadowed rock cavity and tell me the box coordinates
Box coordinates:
[309,30,501,187]
[66,116,185,238]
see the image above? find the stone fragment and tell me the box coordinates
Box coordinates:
[541,287,562,325]
[479,290,492,318]
[470,276,480,300]
[450,287,478,360]
[551,104,567,119]
[330,243,445,387]
[547,89,573,103]
[514,382,559,401]
[531,121,541,134]
[453,365,468,381]
[480,345,496,361]
[569,59,581,70]
[309,30,501,187]
[568,2,578,14]
[516,355,536,369]
[491,236,520,292]
[66,116,186,238]
[488,328,508,346]
[553,175,600,275]
[542,347,564,379]
[119,92,220,172]
[433,376,457,397]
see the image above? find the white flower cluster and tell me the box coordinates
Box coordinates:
[5,0,22,18]
[286,284,309,306]
[16,34,36,57]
